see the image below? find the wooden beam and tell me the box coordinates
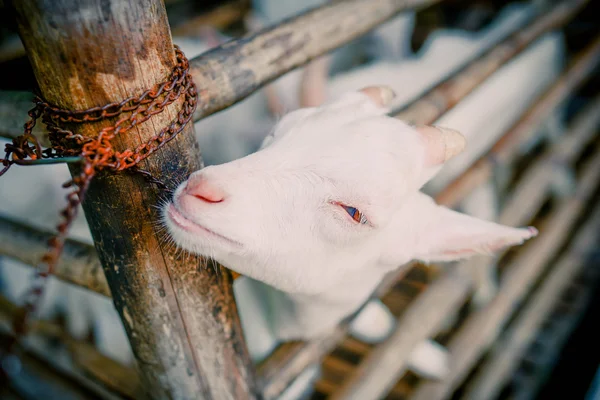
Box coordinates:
[394,0,590,125]
[0,0,589,142]
[462,203,600,400]
[0,215,110,298]
[435,34,600,206]
[497,95,600,227]
[186,0,445,122]
[410,147,600,400]
[0,295,138,399]
[10,0,257,398]
[330,265,473,400]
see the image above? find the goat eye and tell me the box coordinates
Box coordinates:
[341,205,368,225]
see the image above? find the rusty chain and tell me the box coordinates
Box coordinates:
[0,45,198,376]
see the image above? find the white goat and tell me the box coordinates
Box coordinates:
[291,4,564,309]
[163,86,537,395]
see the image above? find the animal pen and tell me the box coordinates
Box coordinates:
[0,0,598,399]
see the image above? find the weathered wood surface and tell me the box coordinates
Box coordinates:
[0,0,441,141]
[188,0,444,121]
[463,204,600,400]
[11,0,257,398]
[435,34,600,206]
[410,146,600,400]
[0,0,588,142]
[0,215,110,297]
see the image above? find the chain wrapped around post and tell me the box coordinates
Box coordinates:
[0,45,198,375]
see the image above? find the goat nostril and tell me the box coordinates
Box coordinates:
[185,179,226,204]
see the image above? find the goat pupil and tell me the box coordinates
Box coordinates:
[342,205,364,223]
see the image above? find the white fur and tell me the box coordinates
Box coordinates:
[164,90,537,384]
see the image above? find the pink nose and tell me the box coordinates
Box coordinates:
[185,175,226,204]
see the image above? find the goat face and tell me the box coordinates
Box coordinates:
[164,86,536,294]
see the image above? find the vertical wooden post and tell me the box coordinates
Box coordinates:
[10,1,258,398]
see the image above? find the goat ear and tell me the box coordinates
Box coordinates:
[413,199,537,263]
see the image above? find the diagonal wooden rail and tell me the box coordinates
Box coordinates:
[410,147,600,400]
[462,203,600,400]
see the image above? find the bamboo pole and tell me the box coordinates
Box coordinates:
[511,264,600,400]
[0,0,588,141]
[0,295,138,399]
[435,34,600,206]
[10,0,257,398]
[0,0,447,141]
[0,215,110,297]
[330,265,473,400]
[187,0,445,122]
[462,204,600,400]
[409,148,600,400]
[394,0,589,125]
[497,96,600,227]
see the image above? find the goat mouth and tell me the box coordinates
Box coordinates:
[166,203,242,247]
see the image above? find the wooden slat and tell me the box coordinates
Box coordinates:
[394,0,589,125]
[0,0,589,143]
[187,0,445,123]
[435,34,600,206]
[0,295,140,399]
[462,201,600,399]
[0,215,110,298]
[330,264,473,400]
[409,145,600,400]
[497,95,600,227]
